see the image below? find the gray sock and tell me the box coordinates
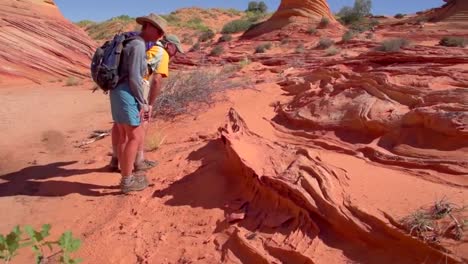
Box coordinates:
[121,175,134,184]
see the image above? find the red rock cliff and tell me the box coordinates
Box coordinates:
[244,0,336,37]
[0,0,97,85]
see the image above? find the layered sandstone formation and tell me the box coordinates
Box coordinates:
[218,108,465,263]
[0,0,96,85]
[244,0,336,37]
[430,0,468,22]
[411,0,468,23]
[273,48,468,180]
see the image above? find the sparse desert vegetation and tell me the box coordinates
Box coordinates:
[377,38,411,52]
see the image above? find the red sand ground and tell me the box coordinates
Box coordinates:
[0,0,467,263]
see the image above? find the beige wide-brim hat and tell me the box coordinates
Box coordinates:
[136,13,167,34]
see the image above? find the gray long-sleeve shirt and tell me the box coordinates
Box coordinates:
[118,36,148,110]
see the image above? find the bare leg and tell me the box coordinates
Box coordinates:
[109,123,120,170]
[117,124,127,168]
[135,120,148,165]
[112,123,120,157]
[119,124,144,177]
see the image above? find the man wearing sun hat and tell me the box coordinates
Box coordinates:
[108,34,185,175]
[127,34,186,171]
[109,13,167,194]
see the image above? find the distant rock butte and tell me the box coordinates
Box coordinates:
[432,0,468,22]
[244,0,336,37]
[0,0,96,85]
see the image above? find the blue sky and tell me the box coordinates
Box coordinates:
[55,0,445,22]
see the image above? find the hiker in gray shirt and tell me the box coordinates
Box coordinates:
[109,14,167,194]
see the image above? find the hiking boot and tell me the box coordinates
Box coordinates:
[108,157,119,172]
[120,175,149,194]
[134,159,159,173]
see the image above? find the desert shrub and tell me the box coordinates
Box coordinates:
[145,129,166,152]
[401,198,466,241]
[439,37,467,48]
[188,17,202,24]
[348,18,379,33]
[190,42,201,51]
[342,30,356,42]
[416,17,428,24]
[307,27,317,35]
[198,29,215,42]
[182,36,193,45]
[317,37,334,49]
[295,44,305,53]
[239,57,251,67]
[210,45,224,56]
[255,42,272,53]
[337,0,372,25]
[171,16,210,31]
[319,17,330,27]
[369,18,380,27]
[75,20,95,28]
[225,8,242,17]
[353,0,372,17]
[182,17,210,31]
[394,13,406,19]
[65,77,81,86]
[0,224,82,264]
[161,13,181,25]
[222,19,253,34]
[377,38,411,52]
[219,34,233,42]
[110,15,134,22]
[325,46,341,56]
[153,69,242,117]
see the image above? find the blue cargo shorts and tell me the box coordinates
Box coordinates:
[109,83,141,126]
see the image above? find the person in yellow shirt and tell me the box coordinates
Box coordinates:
[109,34,184,172]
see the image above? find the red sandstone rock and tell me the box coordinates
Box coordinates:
[0,0,97,85]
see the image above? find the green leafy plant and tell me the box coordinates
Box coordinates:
[0,225,82,264]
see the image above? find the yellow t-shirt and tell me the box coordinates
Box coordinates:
[145,45,169,80]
